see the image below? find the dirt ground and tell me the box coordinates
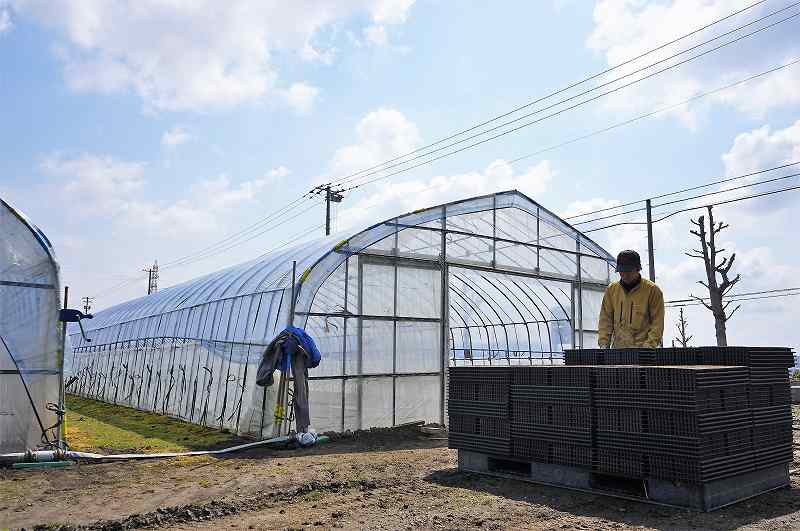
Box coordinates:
[3,421,800,531]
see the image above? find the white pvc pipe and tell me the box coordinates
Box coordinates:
[0,435,291,464]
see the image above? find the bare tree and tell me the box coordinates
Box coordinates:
[685,206,741,346]
[673,307,693,347]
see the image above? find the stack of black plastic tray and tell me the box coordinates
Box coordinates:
[450,347,793,490]
[565,346,795,480]
[509,366,593,468]
[593,365,755,482]
[448,367,512,456]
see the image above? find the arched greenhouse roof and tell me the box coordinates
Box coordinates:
[85,190,614,334]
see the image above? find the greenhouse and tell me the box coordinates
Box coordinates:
[1,197,65,453]
[68,191,615,437]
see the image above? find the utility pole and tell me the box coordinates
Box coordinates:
[645,199,656,282]
[310,184,345,236]
[142,260,159,295]
[81,296,94,315]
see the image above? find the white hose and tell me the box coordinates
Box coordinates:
[0,435,291,463]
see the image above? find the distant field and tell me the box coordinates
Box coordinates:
[65,394,242,453]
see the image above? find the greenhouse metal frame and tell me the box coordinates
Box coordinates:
[69,190,615,436]
[1,197,64,453]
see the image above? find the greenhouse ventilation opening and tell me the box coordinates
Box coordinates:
[1,197,64,453]
[68,191,615,436]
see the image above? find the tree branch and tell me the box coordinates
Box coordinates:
[690,294,714,312]
[724,304,742,322]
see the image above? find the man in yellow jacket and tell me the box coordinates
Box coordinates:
[598,250,664,349]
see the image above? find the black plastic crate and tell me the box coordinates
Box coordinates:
[751,404,792,427]
[511,423,592,445]
[596,407,644,433]
[449,413,510,439]
[593,388,749,413]
[511,401,592,428]
[511,438,593,468]
[509,385,591,405]
[564,347,795,369]
[697,409,754,433]
[594,448,646,478]
[594,366,644,389]
[748,367,791,384]
[511,365,592,387]
[642,366,748,391]
[648,452,756,483]
[448,399,509,418]
[596,431,698,457]
[750,383,792,408]
[448,432,510,456]
[648,410,699,436]
[449,367,511,403]
[754,443,793,468]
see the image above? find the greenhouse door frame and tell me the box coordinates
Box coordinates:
[355,252,443,429]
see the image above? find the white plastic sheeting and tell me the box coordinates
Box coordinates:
[0,198,63,453]
[69,191,614,435]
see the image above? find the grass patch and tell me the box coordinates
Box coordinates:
[65,395,242,453]
[300,489,327,503]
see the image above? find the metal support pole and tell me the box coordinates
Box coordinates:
[58,285,68,450]
[646,199,656,282]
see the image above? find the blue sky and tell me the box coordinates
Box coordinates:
[1,0,799,348]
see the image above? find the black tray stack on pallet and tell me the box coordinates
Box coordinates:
[510,366,593,469]
[593,365,756,483]
[448,367,512,456]
[450,346,794,511]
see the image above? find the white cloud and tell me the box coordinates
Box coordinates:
[561,197,621,219]
[280,82,320,114]
[124,174,272,236]
[338,158,556,230]
[587,1,800,127]
[41,152,146,213]
[0,6,13,34]
[39,152,273,237]
[369,0,416,24]
[364,25,388,46]
[717,120,800,215]
[267,166,291,179]
[160,126,191,148]
[12,1,416,112]
[329,107,421,178]
[722,120,800,176]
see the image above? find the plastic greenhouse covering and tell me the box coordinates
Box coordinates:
[68,191,615,436]
[1,198,64,453]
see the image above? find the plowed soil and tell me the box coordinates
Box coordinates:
[3,424,800,530]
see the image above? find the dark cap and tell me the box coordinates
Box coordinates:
[616,250,642,272]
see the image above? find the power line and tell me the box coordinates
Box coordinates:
[334,7,800,192]
[573,167,800,226]
[666,287,800,304]
[509,60,800,175]
[160,198,325,270]
[93,221,327,302]
[582,183,800,233]
[159,194,315,268]
[667,292,800,307]
[105,5,798,282]
[321,0,772,188]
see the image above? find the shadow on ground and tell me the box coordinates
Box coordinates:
[425,467,800,530]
